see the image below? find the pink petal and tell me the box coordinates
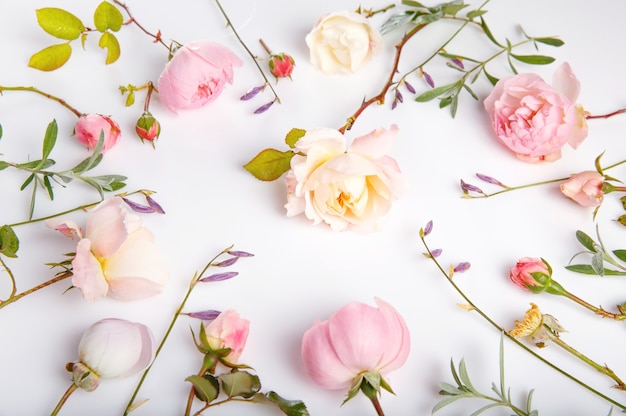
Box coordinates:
[71,239,109,302]
[552,62,580,103]
[373,297,410,373]
[348,125,398,159]
[85,198,129,258]
[45,218,82,239]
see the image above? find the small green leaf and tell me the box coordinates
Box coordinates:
[414,82,460,102]
[466,9,487,19]
[258,391,310,416]
[480,17,503,47]
[482,67,499,86]
[28,44,72,71]
[17,159,55,170]
[285,128,306,148]
[380,11,415,35]
[618,213,626,227]
[575,230,597,252]
[185,375,219,403]
[20,174,35,191]
[41,119,58,162]
[0,124,3,141]
[219,371,261,399]
[510,54,555,65]
[402,0,426,7]
[0,225,20,258]
[533,37,564,47]
[43,175,54,200]
[94,1,123,32]
[243,148,294,181]
[441,2,468,16]
[36,8,85,40]
[613,250,626,262]
[98,32,121,64]
[591,252,604,276]
[565,264,626,276]
[0,161,8,171]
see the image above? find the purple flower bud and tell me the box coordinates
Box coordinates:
[460,179,484,195]
[185,309,221,321]
[476,173,507,188]
[391,99,398,110]
[404,81,416,94]
[200,271,239,282]
[254,100,275,114]
[450,58,464,69]
[240,85,265,101]
[423,220,433,236]
[395,90,404,103]
[146,194,165,214]
[431,248,442,258]
[121,197,156,214]
[453,262,471,273]
[228,250,254,258]
[214,257,238,267]
[423,71,435,88]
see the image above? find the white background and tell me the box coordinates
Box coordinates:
[1,0,626,415]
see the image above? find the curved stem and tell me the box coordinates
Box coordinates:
[586,109,626,120]
[564,290,626,320]
[50,383,78,416]
[463,177,568,199]
[112,0,169,49]
[0,256,17,299]
[369,395,385,416]
[0,86,82,117]
[0,271,72,310]
[419,232,626,410]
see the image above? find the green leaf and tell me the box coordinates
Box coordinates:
[613,250,626,262]
[243,148,294,181]
[83,174,127,191]
[591,252,604,276]
[533,37,564,47]
[285,128,306,148]
[185,374,219,403]
[36,8,85,40]
[565,264,626,276]
[466,9,487,19]
[20,174,35,191]
[480,17,503,47]
[258,391,310,416]
[219,371,261,399]
[575,230,597,252]
[441,2,468,16]
[43,175,54,200]
[380,11,415,35]
[402,0,426,7]
[28,44,72,71]
[414,81,460,102]
[41,119,58,163]
[0,161,8,171]
[71,153,103,175]
[0,124,3,141]
[482,67,499,86]
[16,159,55,170]
[510,54,555,65]
[98,32,121,64]
[93,1,123,32]
[0,225,20,258]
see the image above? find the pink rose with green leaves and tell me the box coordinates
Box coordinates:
[510,257,550,290]
[484,62,588,162]
[74,113,121,153]
[560,170,604,207]
[158,40,243,113]
[202,309,250,363]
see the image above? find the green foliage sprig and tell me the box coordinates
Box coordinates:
[567,226,626,277]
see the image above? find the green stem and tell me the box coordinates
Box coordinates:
[563,291,626,320]
[50,383,78,416]
[213,0,280,104]
[463,176,568,199]
[369,395,385,416]
[0,256,17,299]
[0,86,82,117]
[123,245,234,416]
[547,331,626,390]
[0,271,72,310]
[419,232,626,410]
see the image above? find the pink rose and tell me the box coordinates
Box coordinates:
[47,197,169,301]
[560,170,604,207]
[158,40,243,113]
[484,62,588,162]
[510,257,550,290]
[301,297,410,391]
[202,309,250,363]
[74,113,121,153]
[285,125,409,232]
[268,53,295,79]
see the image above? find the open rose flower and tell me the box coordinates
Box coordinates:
[510,257,551,290]
[560,170,604,207]
[301,297,410,392]
[46,197,169,302]
[74,113,121,153]
[158,40,243,113]
[305,11,382,74]
[67,318,155,391]
[483,62,588,162]
[201,309,250,363]
[285,125,408,232]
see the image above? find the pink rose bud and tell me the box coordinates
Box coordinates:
[68,318,155,391]
[74,113,121,153]
[509,257,566,296]
[301,297,410,392]
[135,111,161,143]
[560,170,604,207]
[202,309,250,363]
[268,53,295,78]
[157,40,243,113]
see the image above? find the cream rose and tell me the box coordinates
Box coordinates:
[285,125,408,232]
[305,11,382,74]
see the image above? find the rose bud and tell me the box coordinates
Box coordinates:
[509,257,566,296]
[135,111,161,143]
[560,170,604,207]
[201,309,250,364]
[268,53,295,79]
[74,113,121,153]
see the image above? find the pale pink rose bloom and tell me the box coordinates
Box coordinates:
[483,62,588,163]
[285,125,409,233]
[203,309,250,363]
[158,40,243,113]
[301,297,410,390]
[45,218,82,239]
[78,318,155,378]
[305,11,382,74]
[61,197,169,302]
[74,114,121,153]
[510,257,550,290]
[560,170,604,207]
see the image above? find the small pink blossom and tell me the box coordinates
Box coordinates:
[74,114,121,153]
[560,170,604,207]
[158,40,243,113]
[510,257,550,290]
[301,297,410,391]
[269,53,295,78]
[483,62,588,163]
[202,309,250,363]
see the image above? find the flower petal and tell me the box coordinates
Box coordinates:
[71,239,109,302]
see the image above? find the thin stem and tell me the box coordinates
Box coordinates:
[112,0,169,49]
[586,109,626,120]
[213,0,280,104]
[563,291,626,320]
[123,245,234,416]
[50,383,78,416]
[0,86,82,117]
[258,39,272,55]
[0,271,72,310]
[463,177,569,198]
[369,395,385,416]
[143,81,156,112]
[419,232,626,410]
[0,256,17,299]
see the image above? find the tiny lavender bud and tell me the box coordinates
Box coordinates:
[214,257,238,267]
[453,262,471,273]
[404,81,416,94]
[200,271,239,282]
[135,111,161,143]
[421,70,435,88]
[475,173,506,187]
[431,248,442,258]
[186,309,222,321]
[240,85,265,101]
[122,197,156,214]
[460,179,484,195]
[227,250,254,258]
[269,53,295,79]
[423,220,433,236]
[450,57,464,69]
[145,194,165,214]
[254,100,275,114]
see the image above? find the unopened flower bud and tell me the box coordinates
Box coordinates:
[67,361,100,392]
[268,53,295,79]
[135,111,161,143]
